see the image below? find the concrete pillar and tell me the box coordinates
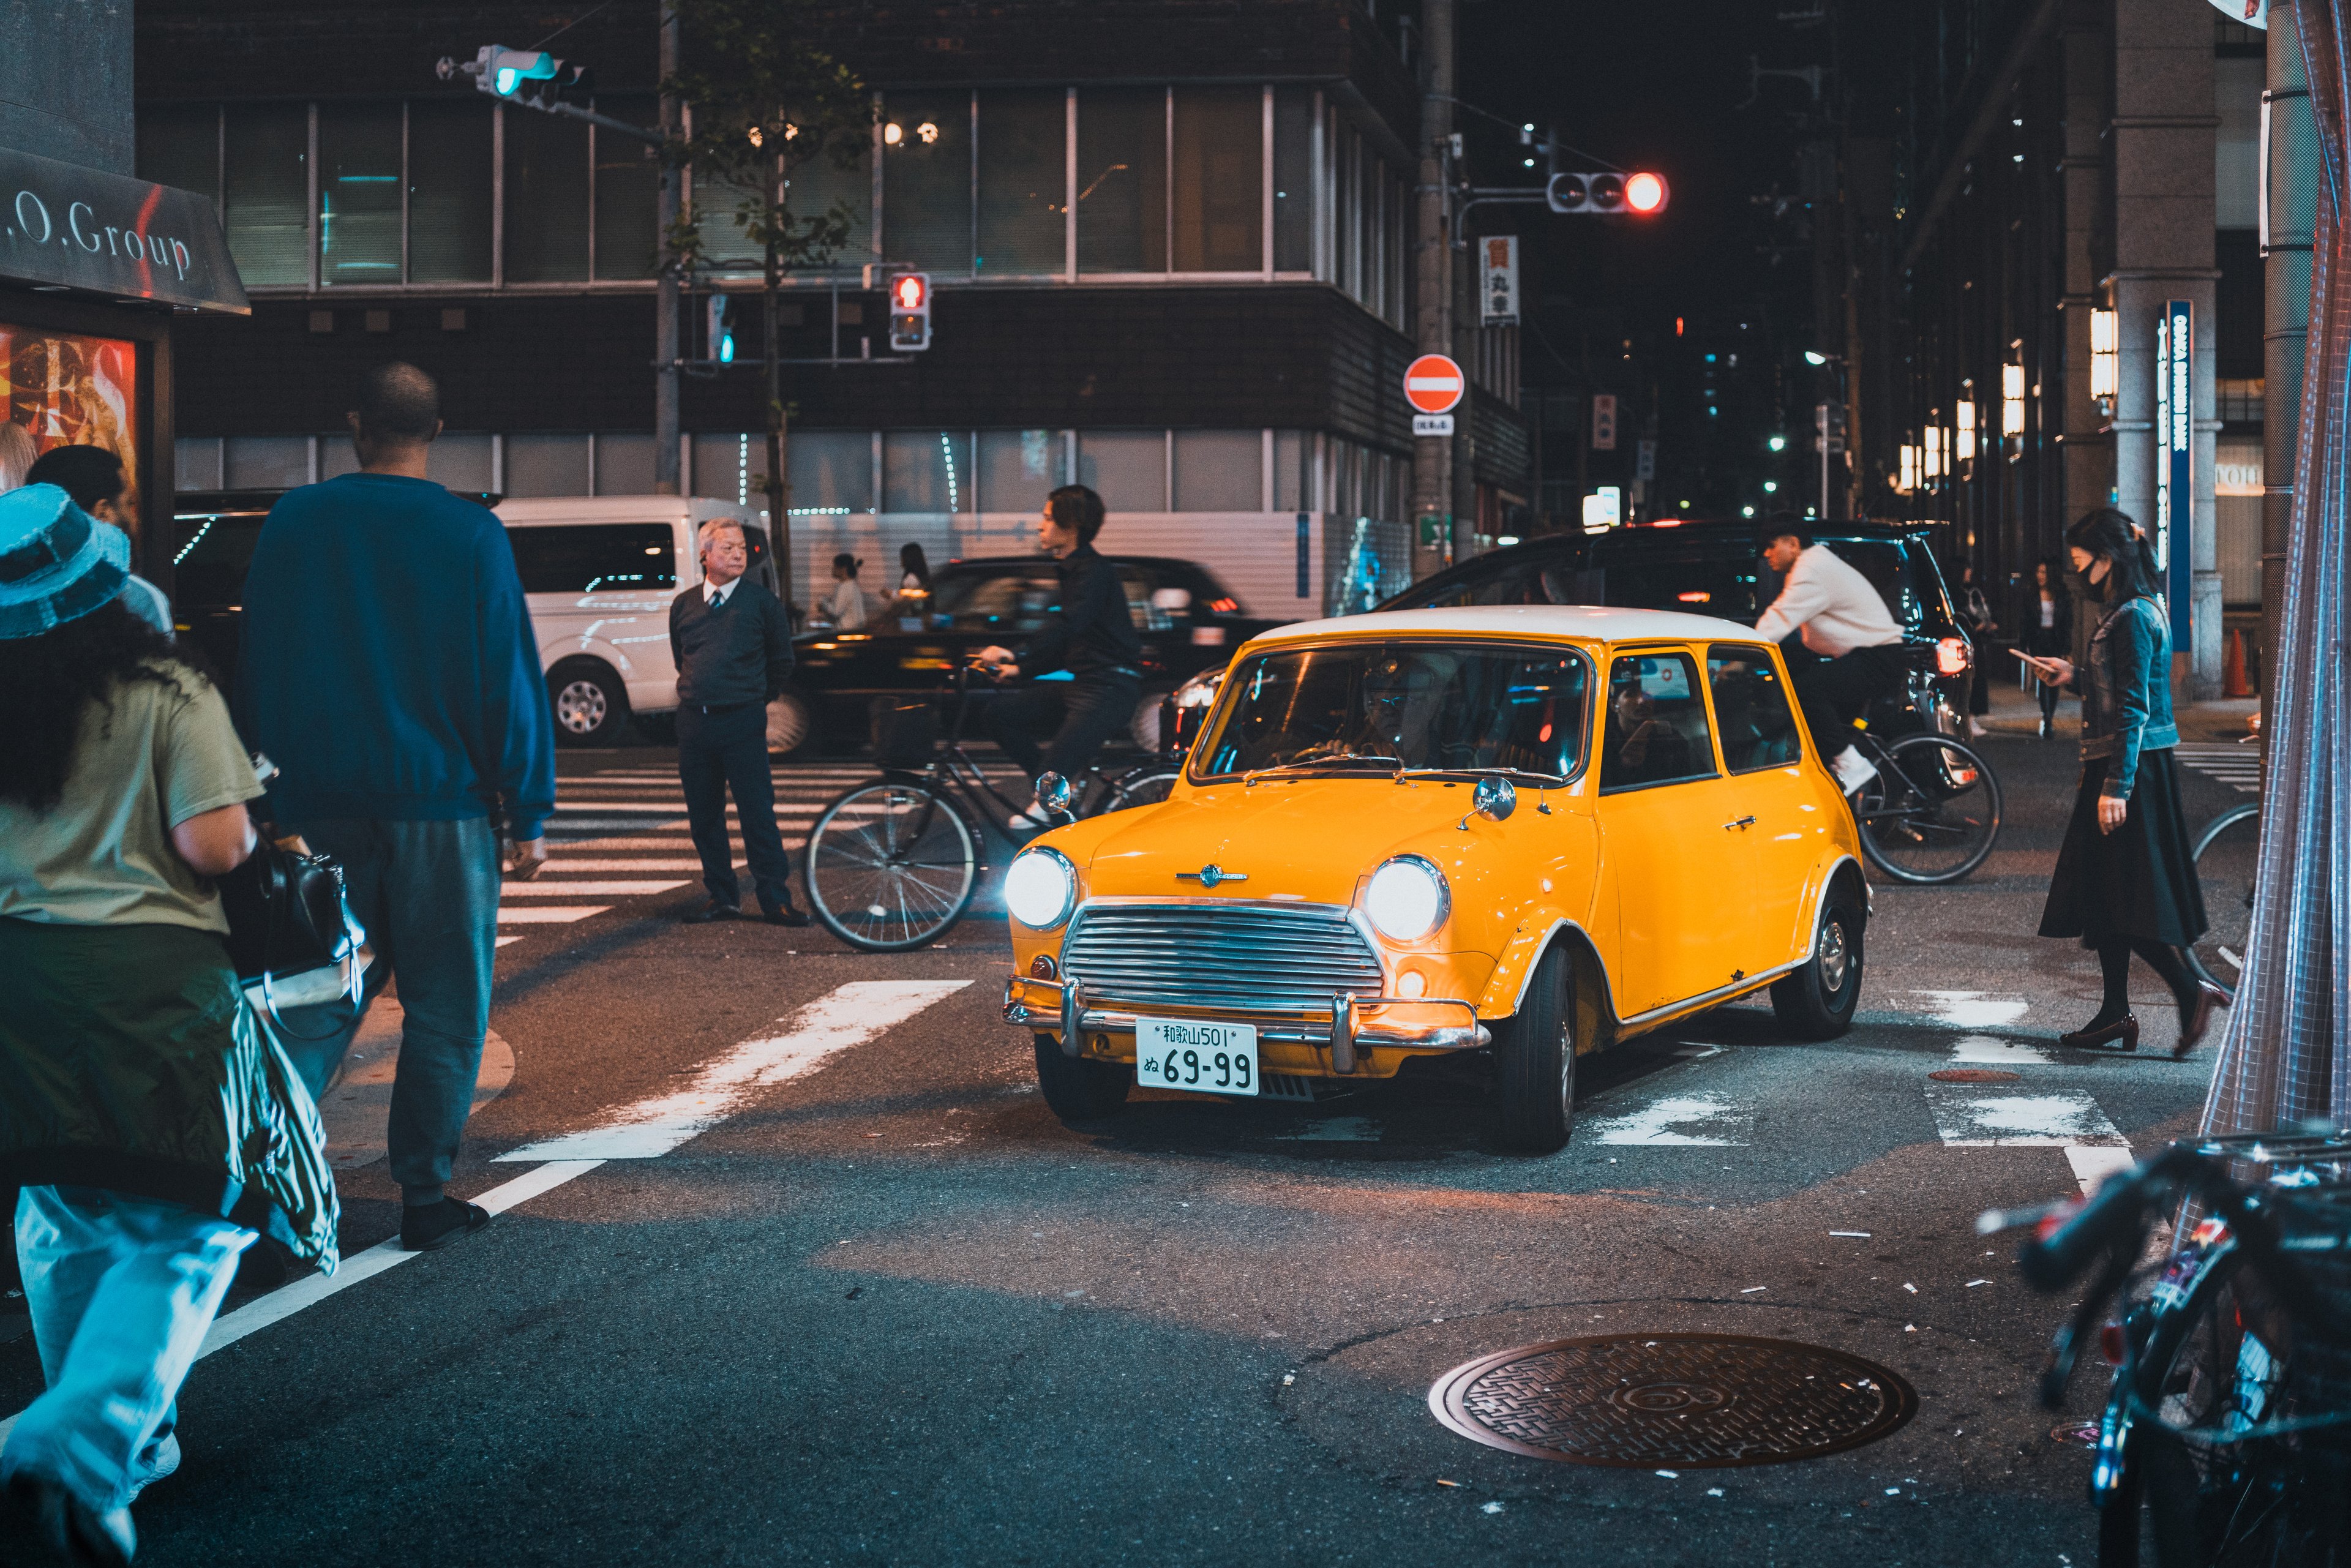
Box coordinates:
[2059,5,2113,538]
[2262,1,2315,737]
[2107,0,2221,697]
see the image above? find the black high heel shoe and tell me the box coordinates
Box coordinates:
[2061,1014,2139,1051]
[2172,983,2229,1059]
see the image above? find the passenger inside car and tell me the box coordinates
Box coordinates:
[1600,654,1711,790]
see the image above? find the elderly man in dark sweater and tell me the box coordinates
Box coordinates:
[669,519,806,925]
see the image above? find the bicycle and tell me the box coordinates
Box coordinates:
[802,666,1181,952]
[1845,720,2003,884]
[1987,1128,2351,1567]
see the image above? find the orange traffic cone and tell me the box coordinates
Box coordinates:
[2223,628,2252,698]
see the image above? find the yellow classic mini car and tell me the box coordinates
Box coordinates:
[999,605,1869,1152]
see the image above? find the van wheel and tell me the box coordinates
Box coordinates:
[1493,944,1575,1154]
[1771,893,1864,1040]
[548,660,629,747]
[1034,1033,1130,1122]
[768,691,814,757]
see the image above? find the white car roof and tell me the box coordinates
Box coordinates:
[1244,602,1774,648]
[495,495,749,527]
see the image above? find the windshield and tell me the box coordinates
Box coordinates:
[1191,641,1589,782]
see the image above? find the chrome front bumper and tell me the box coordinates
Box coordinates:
[1002,975,1489,1073]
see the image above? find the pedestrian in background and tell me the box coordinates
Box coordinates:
[976,484,1145,829]
[896,541,932,627]
[1956,563,1995,738]
[239,362,553,1253]
[27,444,171,636]
[0,484,336,1564]
[827,552,869,630]
[2023,508,2226,1056]
[670,517,806,926]
[2023,556,2072,738]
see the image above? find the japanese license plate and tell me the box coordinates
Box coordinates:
[1136,1018,1259,1097]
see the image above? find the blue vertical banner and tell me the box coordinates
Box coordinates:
[2156,299,2194,646]
[1295,512,1311,599]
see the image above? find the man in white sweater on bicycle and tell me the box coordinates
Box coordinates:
[1752,516,1910,796]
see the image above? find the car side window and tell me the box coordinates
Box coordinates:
[939,571,1060,633]
[1706,645,1803,772]
[504,524,678,594]
[1600,652,1719,793]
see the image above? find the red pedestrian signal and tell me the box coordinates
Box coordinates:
[888,272,932,351]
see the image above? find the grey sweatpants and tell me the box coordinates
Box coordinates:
[276,816,501,1206]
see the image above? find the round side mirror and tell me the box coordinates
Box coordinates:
[1036,772,1074,814]
[1472,775,1517,823]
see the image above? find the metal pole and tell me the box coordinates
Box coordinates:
[653,3,681,496]
[2260,2,2314,741]
[1820,403,1831,519]
[1412,0,1455,579]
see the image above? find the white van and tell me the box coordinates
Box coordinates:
[497,496,800,749]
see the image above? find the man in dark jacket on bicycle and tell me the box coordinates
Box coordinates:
[975,484,1144,830]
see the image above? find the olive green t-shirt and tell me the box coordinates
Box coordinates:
[0,665,263,932]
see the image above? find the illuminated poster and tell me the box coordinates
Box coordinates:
[0,326,138,519]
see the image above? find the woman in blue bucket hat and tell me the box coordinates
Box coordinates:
[0,484,337,1564]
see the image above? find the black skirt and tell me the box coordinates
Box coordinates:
[2038,748,2208,947]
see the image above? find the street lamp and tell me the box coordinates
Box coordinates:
[1768,434,1787,452]
[1804,350,1829,367]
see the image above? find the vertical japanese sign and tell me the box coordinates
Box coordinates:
[1480,236,1520,326]
[2154,299,2193,643]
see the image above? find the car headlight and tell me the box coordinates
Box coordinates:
[1174,669,1223,708]
[1364,855,1449,942]
[1005,846,1078,929]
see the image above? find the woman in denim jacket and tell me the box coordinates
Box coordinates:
[2024,509,2226,1055]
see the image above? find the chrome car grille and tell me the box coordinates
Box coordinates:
[1060,902,1385,1015]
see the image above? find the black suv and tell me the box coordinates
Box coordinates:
[784,554,1277,752]
[1381,520,1975,732]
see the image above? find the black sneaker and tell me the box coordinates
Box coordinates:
[759,904,811,928]
[680,901,743,925]
[400,1198,490,1253]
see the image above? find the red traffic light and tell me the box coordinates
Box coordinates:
[1625,171,1669,214]
[892,274,928,310]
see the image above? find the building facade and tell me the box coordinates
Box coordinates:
[136,0,1528,620]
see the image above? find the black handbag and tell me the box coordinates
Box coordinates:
[218,839,369,1037]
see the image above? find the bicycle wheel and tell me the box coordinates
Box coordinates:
[2102,1244,2344,1567]
[2189,804,2259,994]
[1099,767,1180,814]
[804,779,979,951]
[1853,733,2002,885]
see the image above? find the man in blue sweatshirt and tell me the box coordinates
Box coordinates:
[240,362,555,1253]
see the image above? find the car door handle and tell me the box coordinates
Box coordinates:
[1724,816,1757,831]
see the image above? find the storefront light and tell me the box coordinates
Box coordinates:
[2089,309,2118,400]
[1924,422,1944,481]
[2002,361,2027,438]
[1955,399,1976,462]
[1897,443,1921,494]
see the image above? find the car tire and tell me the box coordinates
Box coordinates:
[1033,1032,1131,1122]
[1493,943,1575,1155]
[1771,891,1864,1040]
[767,690,814,757]
[547,660,629,748]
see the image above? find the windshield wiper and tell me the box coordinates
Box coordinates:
[1392,764,1568,786]
[1242,748,1399,785]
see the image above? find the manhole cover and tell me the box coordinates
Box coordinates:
[1929,1068,2021,1082]
[1428,1333,1917,1468]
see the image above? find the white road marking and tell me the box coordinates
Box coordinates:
[1948,1034,2053,1066]
[500,880,691,898]
[1905,991,2030,1029]
[1586,1093,1753,1147]
[1927,1087,2127,1147]
[2065,1144,2137,1193]
[495,980,972,1161]
[495,906,612,924]
[542,858,738,871]
[495,936,524,948]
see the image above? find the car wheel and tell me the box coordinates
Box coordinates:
[1771,891,1864,1040]
[1493,943,1575,1154]
[768,690,814,757]
[1033,1032,1131,1122]
[548,660,629,747]
[1128,688,1173,752]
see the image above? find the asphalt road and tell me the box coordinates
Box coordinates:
[0,692,2254,1567]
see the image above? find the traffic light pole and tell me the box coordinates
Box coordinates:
[653,4,681,495]
[1412,0,1457,582]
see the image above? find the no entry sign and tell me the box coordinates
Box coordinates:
[1404,354,1466,415]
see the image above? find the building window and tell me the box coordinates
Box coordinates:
[1077,89,1167,274]
[783,122,871,271]
[506,433,593,497]
[978,429,1062,512]
[594,432,655,494]
[1273,89,1314,274]
[221,104,310,288]
[593,97,661,279]
[883,91,972,276]
[883,430,970,514]
[1077,430,1166,509]
[790,430,876,514]
[1172,88,1261,272]
[318,104,403,286]
[505,107,591,283]
[1273,430,1310,511]
[977,91,1065,277]
[1171,429,1263,511]
[408,102,493,283]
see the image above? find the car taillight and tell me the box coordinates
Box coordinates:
[1935,636,1971,677]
